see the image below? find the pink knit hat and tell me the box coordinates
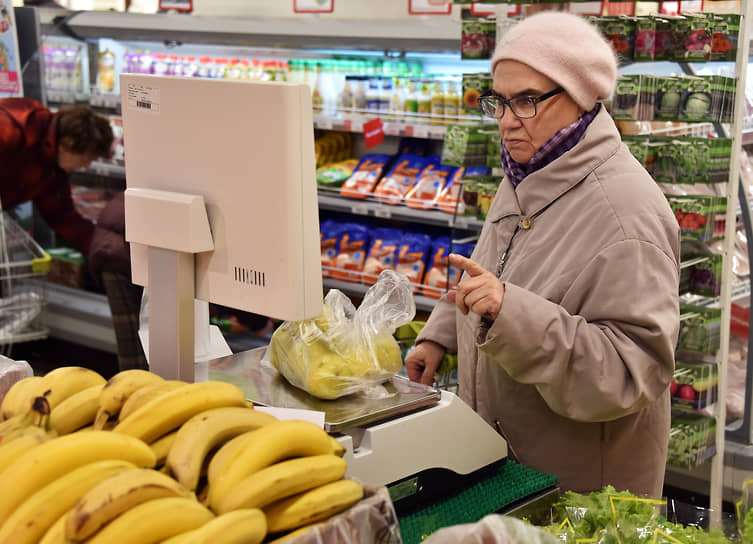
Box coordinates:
[490,12,617,111]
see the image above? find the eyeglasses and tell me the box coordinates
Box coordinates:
[478,87,565,120]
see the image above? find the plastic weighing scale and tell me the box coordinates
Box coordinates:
[195,347,560,540]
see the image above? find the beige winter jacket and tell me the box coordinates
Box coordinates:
[417,106,680,497]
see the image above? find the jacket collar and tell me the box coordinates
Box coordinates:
[487,105,622,224]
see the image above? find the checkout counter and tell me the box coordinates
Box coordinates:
[195,347,560,543]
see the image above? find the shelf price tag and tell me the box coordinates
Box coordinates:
[374,207,392,219]
[452,216,469,229]
[318,117,333,130]
[413,125,429,139]
[363,118,384,149]
[384,123,401,136]
[351,203,369,216]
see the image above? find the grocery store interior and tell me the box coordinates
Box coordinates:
[4,0,753,542]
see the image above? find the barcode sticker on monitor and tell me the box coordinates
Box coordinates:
[126,83,161,113]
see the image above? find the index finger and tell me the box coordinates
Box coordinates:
[449,254,487,277]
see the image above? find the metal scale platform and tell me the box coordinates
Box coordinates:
[195,347,560,537]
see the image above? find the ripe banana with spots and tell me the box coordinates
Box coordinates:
[27,366,106,412]
[0,425,54,474]
[207,420,334,510]
[0,459,135,544]
[65,467,193,541]
[0,429,156,525]
[94,369,164,428]
[49,383,103,435]
[0,375,42,420]
[84,496,214,544]
[216,454,347,514]
[113,381,247,444]
[264,479,364,534]
[160,508,267,544]
[167,406,278,491]
[0,395,53,446]
[119,380,188,421]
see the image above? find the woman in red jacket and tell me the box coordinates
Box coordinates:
[0,97,113,253]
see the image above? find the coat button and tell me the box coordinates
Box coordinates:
[519,216,532,229]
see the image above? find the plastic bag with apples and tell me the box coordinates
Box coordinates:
[268,270,416,400]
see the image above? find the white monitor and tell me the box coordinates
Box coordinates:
[120,74,323,378]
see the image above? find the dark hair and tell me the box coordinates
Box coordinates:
[57,106,114,159]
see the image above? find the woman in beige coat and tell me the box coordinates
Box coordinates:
[405,13,680,497]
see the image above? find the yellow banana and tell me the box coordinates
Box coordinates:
[264,479,364,534]
[329,435,345,457]
[49,384,104,435]
[0,459,135,544]
[38,510,68,544]
[0,429,156,525]
[150,429,179,467]
[0,395,53,445]
[216,454,347,514]
[0,375,42,420]
[113,381,247,444]
[83,496,214,544]
[94,369,164,428]
[160,508,267,544]
[205,431,251,485]
[0,425,54,472]
[119,380,188,421]
[26,366,106,412]
[167,406,278,491]
[65,467,193,541]
[207,420,334,510]
[264,524,317,544]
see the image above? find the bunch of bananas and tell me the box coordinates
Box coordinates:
[0,367,364,544]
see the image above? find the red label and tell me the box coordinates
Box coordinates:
[363,118,384,149]
[343,119,352,131]
[404,125,414,137]
[0,71,19,94]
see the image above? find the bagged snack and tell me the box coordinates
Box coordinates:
[331,223,370,283]
[316,158,359,187]
[340,154,392,199]
[405,161,459,210]
[396,232,432,292]
[362,227,402,285]
[373,154,434,205]
[320,220,345,278]
[268,270,416,400]
[421,237,475,299]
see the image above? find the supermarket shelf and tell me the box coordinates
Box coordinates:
[743,129,753,146]
[313,113,450,139]
[318,192,484,231]
[37,8,460,53]
[44,282,117,354]
[323,277,438,313]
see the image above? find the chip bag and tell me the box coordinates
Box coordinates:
[268,270,416,400]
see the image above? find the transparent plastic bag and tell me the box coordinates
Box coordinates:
[268,270,416,400]
[422,514,560,544]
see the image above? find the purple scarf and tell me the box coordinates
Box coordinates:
[500,104,601,187]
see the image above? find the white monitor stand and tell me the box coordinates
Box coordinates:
[120,75,323,381]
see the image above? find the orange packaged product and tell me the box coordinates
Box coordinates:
[330,223,370,283]
[421,238,475,299]
[339,154,392,199]
[362,228,402,285]
[395,233,432,293]
[435,167,466,214]
[405,162,459,210]
[373,154,433,206]
[320,220,344,278]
